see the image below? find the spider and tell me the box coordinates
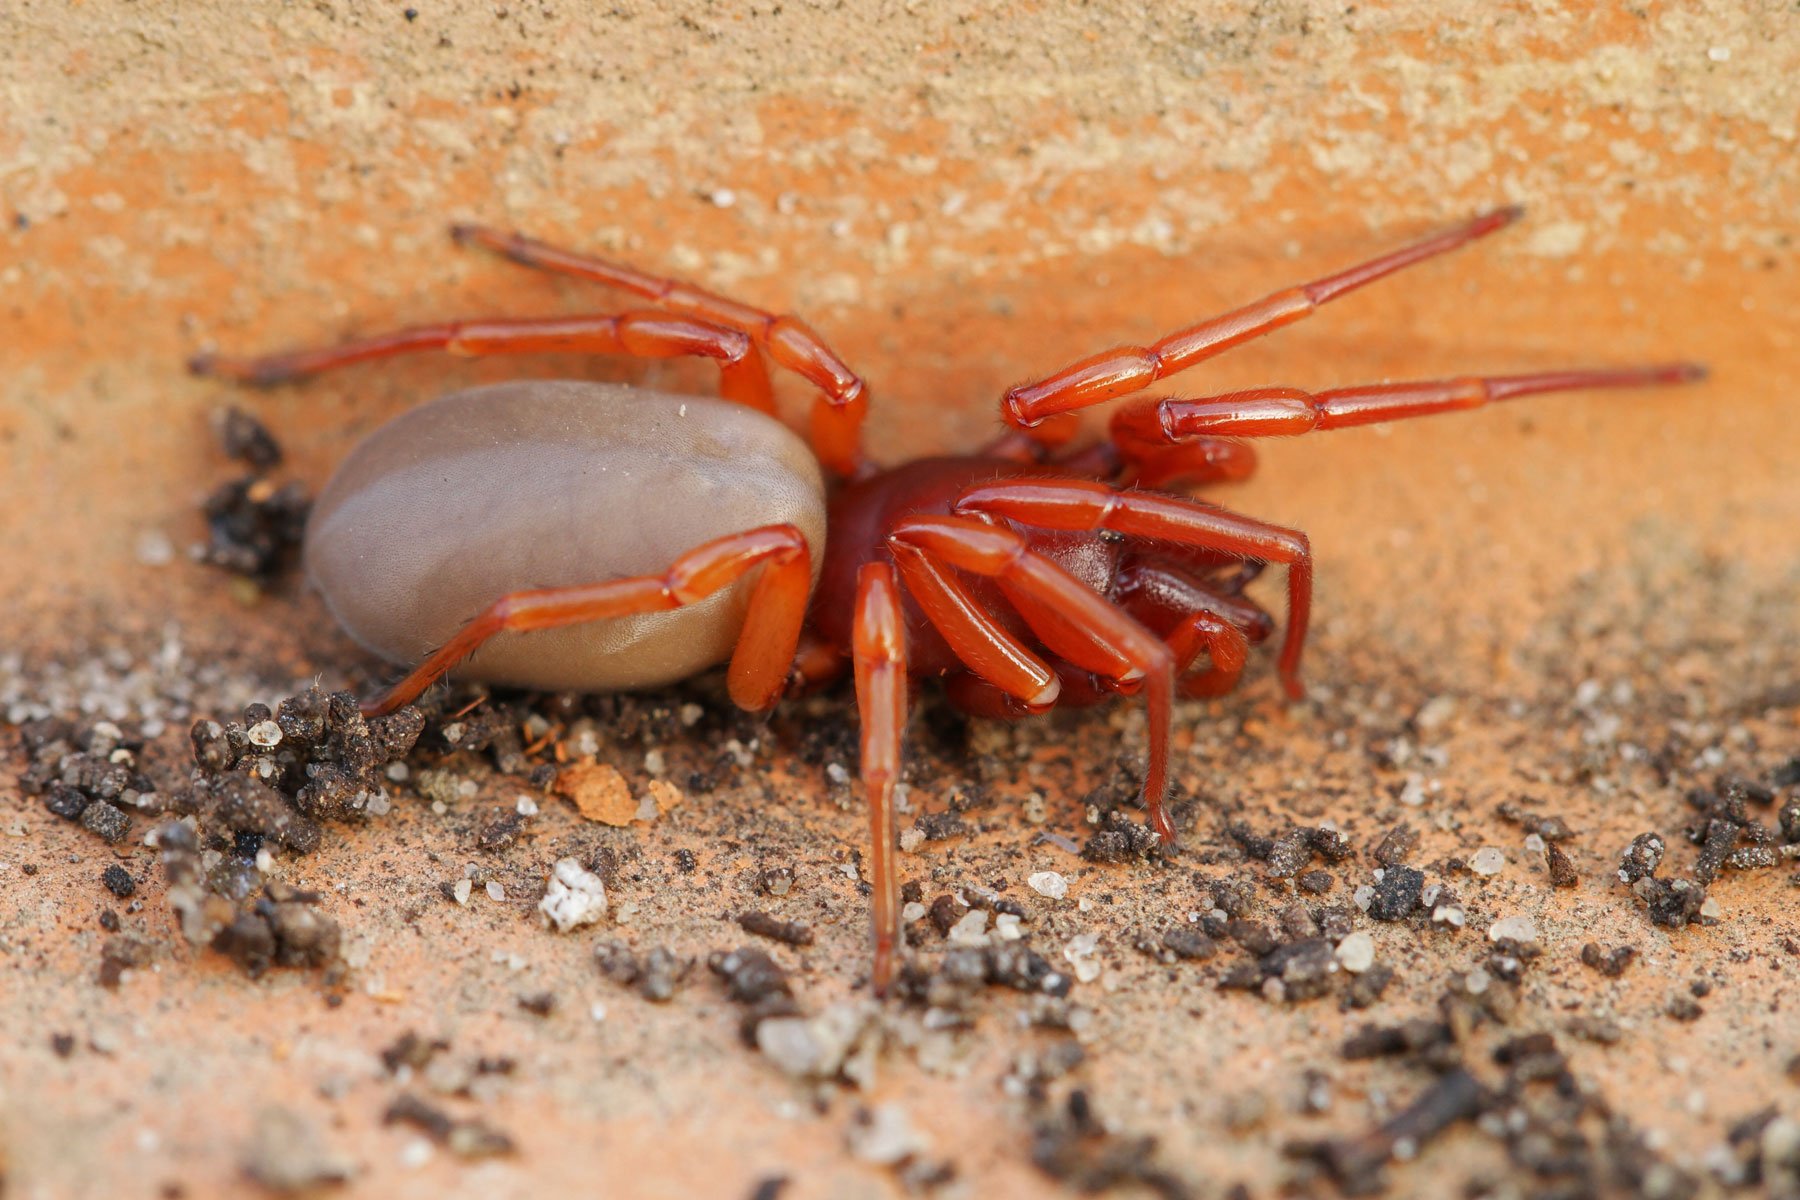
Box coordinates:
[190,206,1700,992]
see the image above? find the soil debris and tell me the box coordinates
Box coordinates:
[1028,1089,1198,1199]
[1289,1067,1487,1195]
[553,758,637,825]
[383,1093,517,1158]
[241,1106,356,1192]
[737,910,815,947]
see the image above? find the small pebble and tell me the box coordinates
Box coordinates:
[1488,914,1538,943]
[846,1104,927,1166]
[135,530,176,566]
[452,879,472,906]
[485,881,505,902]
[1334,931,1376,973]
[1469,848,1506,876]
[1028,871,1068,899]
[948,909,990,946]
[538,858,607,932]
[1063,932,1102,983]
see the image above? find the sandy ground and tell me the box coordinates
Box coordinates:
[3,3,1798,1197]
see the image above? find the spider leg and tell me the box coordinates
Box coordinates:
[191,311,778,416]
[953,479,1313,700]
[451,224,869,477]
[1002,207,1524,430]
[785,631,848,697]
[888,542,1061,710]
[1114,561,1254,699]
[887,515,1178,841]
[361,524,810,716]
[1110,433,1260,491]
[852,561,908,995]
[1108,364,1706,454]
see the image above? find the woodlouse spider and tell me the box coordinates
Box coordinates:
[191,207,1702,993]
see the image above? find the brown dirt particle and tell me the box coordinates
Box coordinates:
[554,759,636,825]
[737,910,815,947]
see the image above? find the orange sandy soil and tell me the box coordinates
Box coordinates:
[3,3,1798,1198]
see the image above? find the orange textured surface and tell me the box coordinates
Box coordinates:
[3,3,1798,1198]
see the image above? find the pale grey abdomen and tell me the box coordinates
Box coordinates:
[304,381,827,692]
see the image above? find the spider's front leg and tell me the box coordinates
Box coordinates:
[1001,207,1524,430]
[1105,364,1706,466]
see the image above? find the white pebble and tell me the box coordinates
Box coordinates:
[1352,885,1375,912]
[1028,871,1068,899]
[452,879,472,906]
[1488,914,1538,943]
[948,909,990,946]
[1433,904,1467,928]
[1414,695,1455,730]
[994,913,1023,941]
[1465,967,1491,994]
[899,828,926,853]
[1470,848,1506,876]
[515,795,538,816]
[847,1103,927,1165]
[1063,932,1102,983]
[589,1002,608,1023]
[1700,896,1723,920]
[485,880,505,902]
[901,901,927,923]
[1706,45,1731,62]
[1523,833,1546,854]
[1023,791,1047,824]
[537,858,607,931]
[246,720,283,748]
[135,530,176,566]
[757,1017,829,1077]
[1334,932,1376,973]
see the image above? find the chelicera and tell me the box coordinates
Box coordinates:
[191,207,1700,992]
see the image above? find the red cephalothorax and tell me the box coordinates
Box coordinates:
[191,207,1703,992]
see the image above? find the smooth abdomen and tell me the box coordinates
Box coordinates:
[305,381,827,691]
